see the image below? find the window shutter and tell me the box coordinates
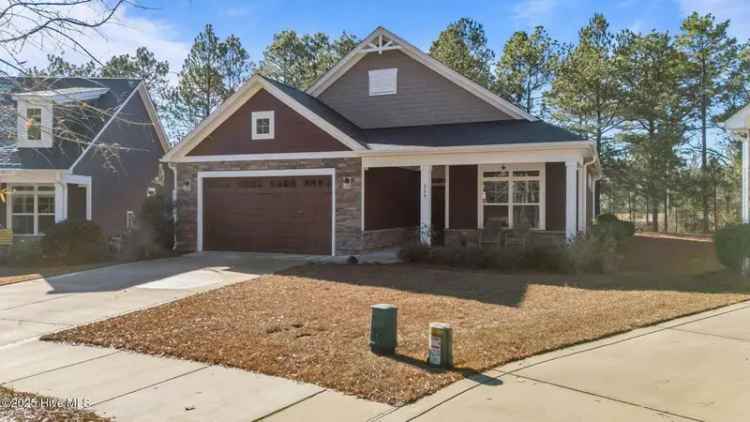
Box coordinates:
[368,68,398,96]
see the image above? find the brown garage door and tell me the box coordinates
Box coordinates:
[203,176,332,254]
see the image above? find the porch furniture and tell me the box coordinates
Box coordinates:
[0,228,13,247]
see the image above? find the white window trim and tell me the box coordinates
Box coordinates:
[196,168,336,256]
[368,68,398,96]
[478,163,546,230]
[16,99,53,148]
[6,184,56,236]
[251,110,275,140]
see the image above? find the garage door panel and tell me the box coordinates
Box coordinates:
[203,176,332,254]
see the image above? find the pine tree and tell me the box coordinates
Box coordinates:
[547,14,622,215]
[677,12,740,232]
[429,18,495,88]
[167,24,253,139]
[495,26,561,116]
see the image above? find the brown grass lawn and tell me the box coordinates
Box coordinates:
[44,236,750,405]
[0,263,113,287]
[0,386,109,421]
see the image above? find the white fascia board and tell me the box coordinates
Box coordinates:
[306,27,536,121]
[0,169,66,183]
[168,151,359,163]
[69,83,142,172]
[362,143,591,168]
[137,83,171,154]
[723,104,750,131]
[163,75,364,163]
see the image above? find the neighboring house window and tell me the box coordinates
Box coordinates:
[16,100,53,147]
[251,111,275,140]
[368,68,398,96]
[481,164,544,229]
[9,185,55,235]
[26,107,42,140]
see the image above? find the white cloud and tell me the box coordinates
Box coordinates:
[2,1,189,79]
[677,0,750,40]
[513,0,559,27]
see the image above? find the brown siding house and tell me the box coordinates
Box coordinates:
[162,27,599,256]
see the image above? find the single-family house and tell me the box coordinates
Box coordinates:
[0,77,169,240]
[163,27,600,256]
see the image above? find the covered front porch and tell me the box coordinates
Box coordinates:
[0,170,91,238]
[360,143,598,250]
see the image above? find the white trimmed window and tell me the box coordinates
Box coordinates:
[481,164,545,229]
[16,100,53,147]
[251,111,275,140]
[9,185,55,235]
[368,68,398,96]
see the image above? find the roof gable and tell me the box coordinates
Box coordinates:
[187,88,351,156]
[307,27,535,122]
[724,103,750,131]
[163,75,366,162]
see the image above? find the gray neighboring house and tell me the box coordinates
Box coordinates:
[0,77,170,240]
[163,27,601,256]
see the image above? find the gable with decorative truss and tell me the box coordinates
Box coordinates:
[307,27,534,129]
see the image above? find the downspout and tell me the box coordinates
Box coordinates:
[582,155,600,229]
[168,163,178,251]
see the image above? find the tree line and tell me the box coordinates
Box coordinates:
[35,14,750,234]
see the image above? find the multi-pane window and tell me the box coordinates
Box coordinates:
[10,185,55,235]
[256,118,270,135]
[251,111,275,140]
[481,166,543,229]
[26,107,42,141]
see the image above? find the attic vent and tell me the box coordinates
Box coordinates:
[368,68,397,96]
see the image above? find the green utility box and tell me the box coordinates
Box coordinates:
[370,304,397,354]
[428,322,453,368]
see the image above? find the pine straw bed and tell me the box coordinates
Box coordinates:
[43,264,750,405]
[0,386,109,422]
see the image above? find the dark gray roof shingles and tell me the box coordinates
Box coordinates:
[259,75,584,151]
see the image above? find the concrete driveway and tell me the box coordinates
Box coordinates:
[0,252,305,347]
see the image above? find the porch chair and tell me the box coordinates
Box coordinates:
[0,228,13,259]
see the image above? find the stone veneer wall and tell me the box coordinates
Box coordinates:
[174,158,362,255]
[444,229,565,249]
[361,227,418,251]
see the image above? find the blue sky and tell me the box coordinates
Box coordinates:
[120,0,749,72]
[14,0,748,80]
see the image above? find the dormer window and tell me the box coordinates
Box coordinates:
[15,100,53,148]
[12,86,109,149]
[251,111,275,140]
[26,107,42,141]
[369,68,398,96]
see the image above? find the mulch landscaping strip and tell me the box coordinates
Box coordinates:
[0,386,109,422]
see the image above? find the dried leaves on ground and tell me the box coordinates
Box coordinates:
[0,386,109,422]
[44,260,750,405]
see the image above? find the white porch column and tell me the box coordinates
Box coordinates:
[742,138,749,224]
[565,160,578,240]
[420,164,432,245]
[54,182,65,223]
[578,167,586,232]
[85,183,93,220]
